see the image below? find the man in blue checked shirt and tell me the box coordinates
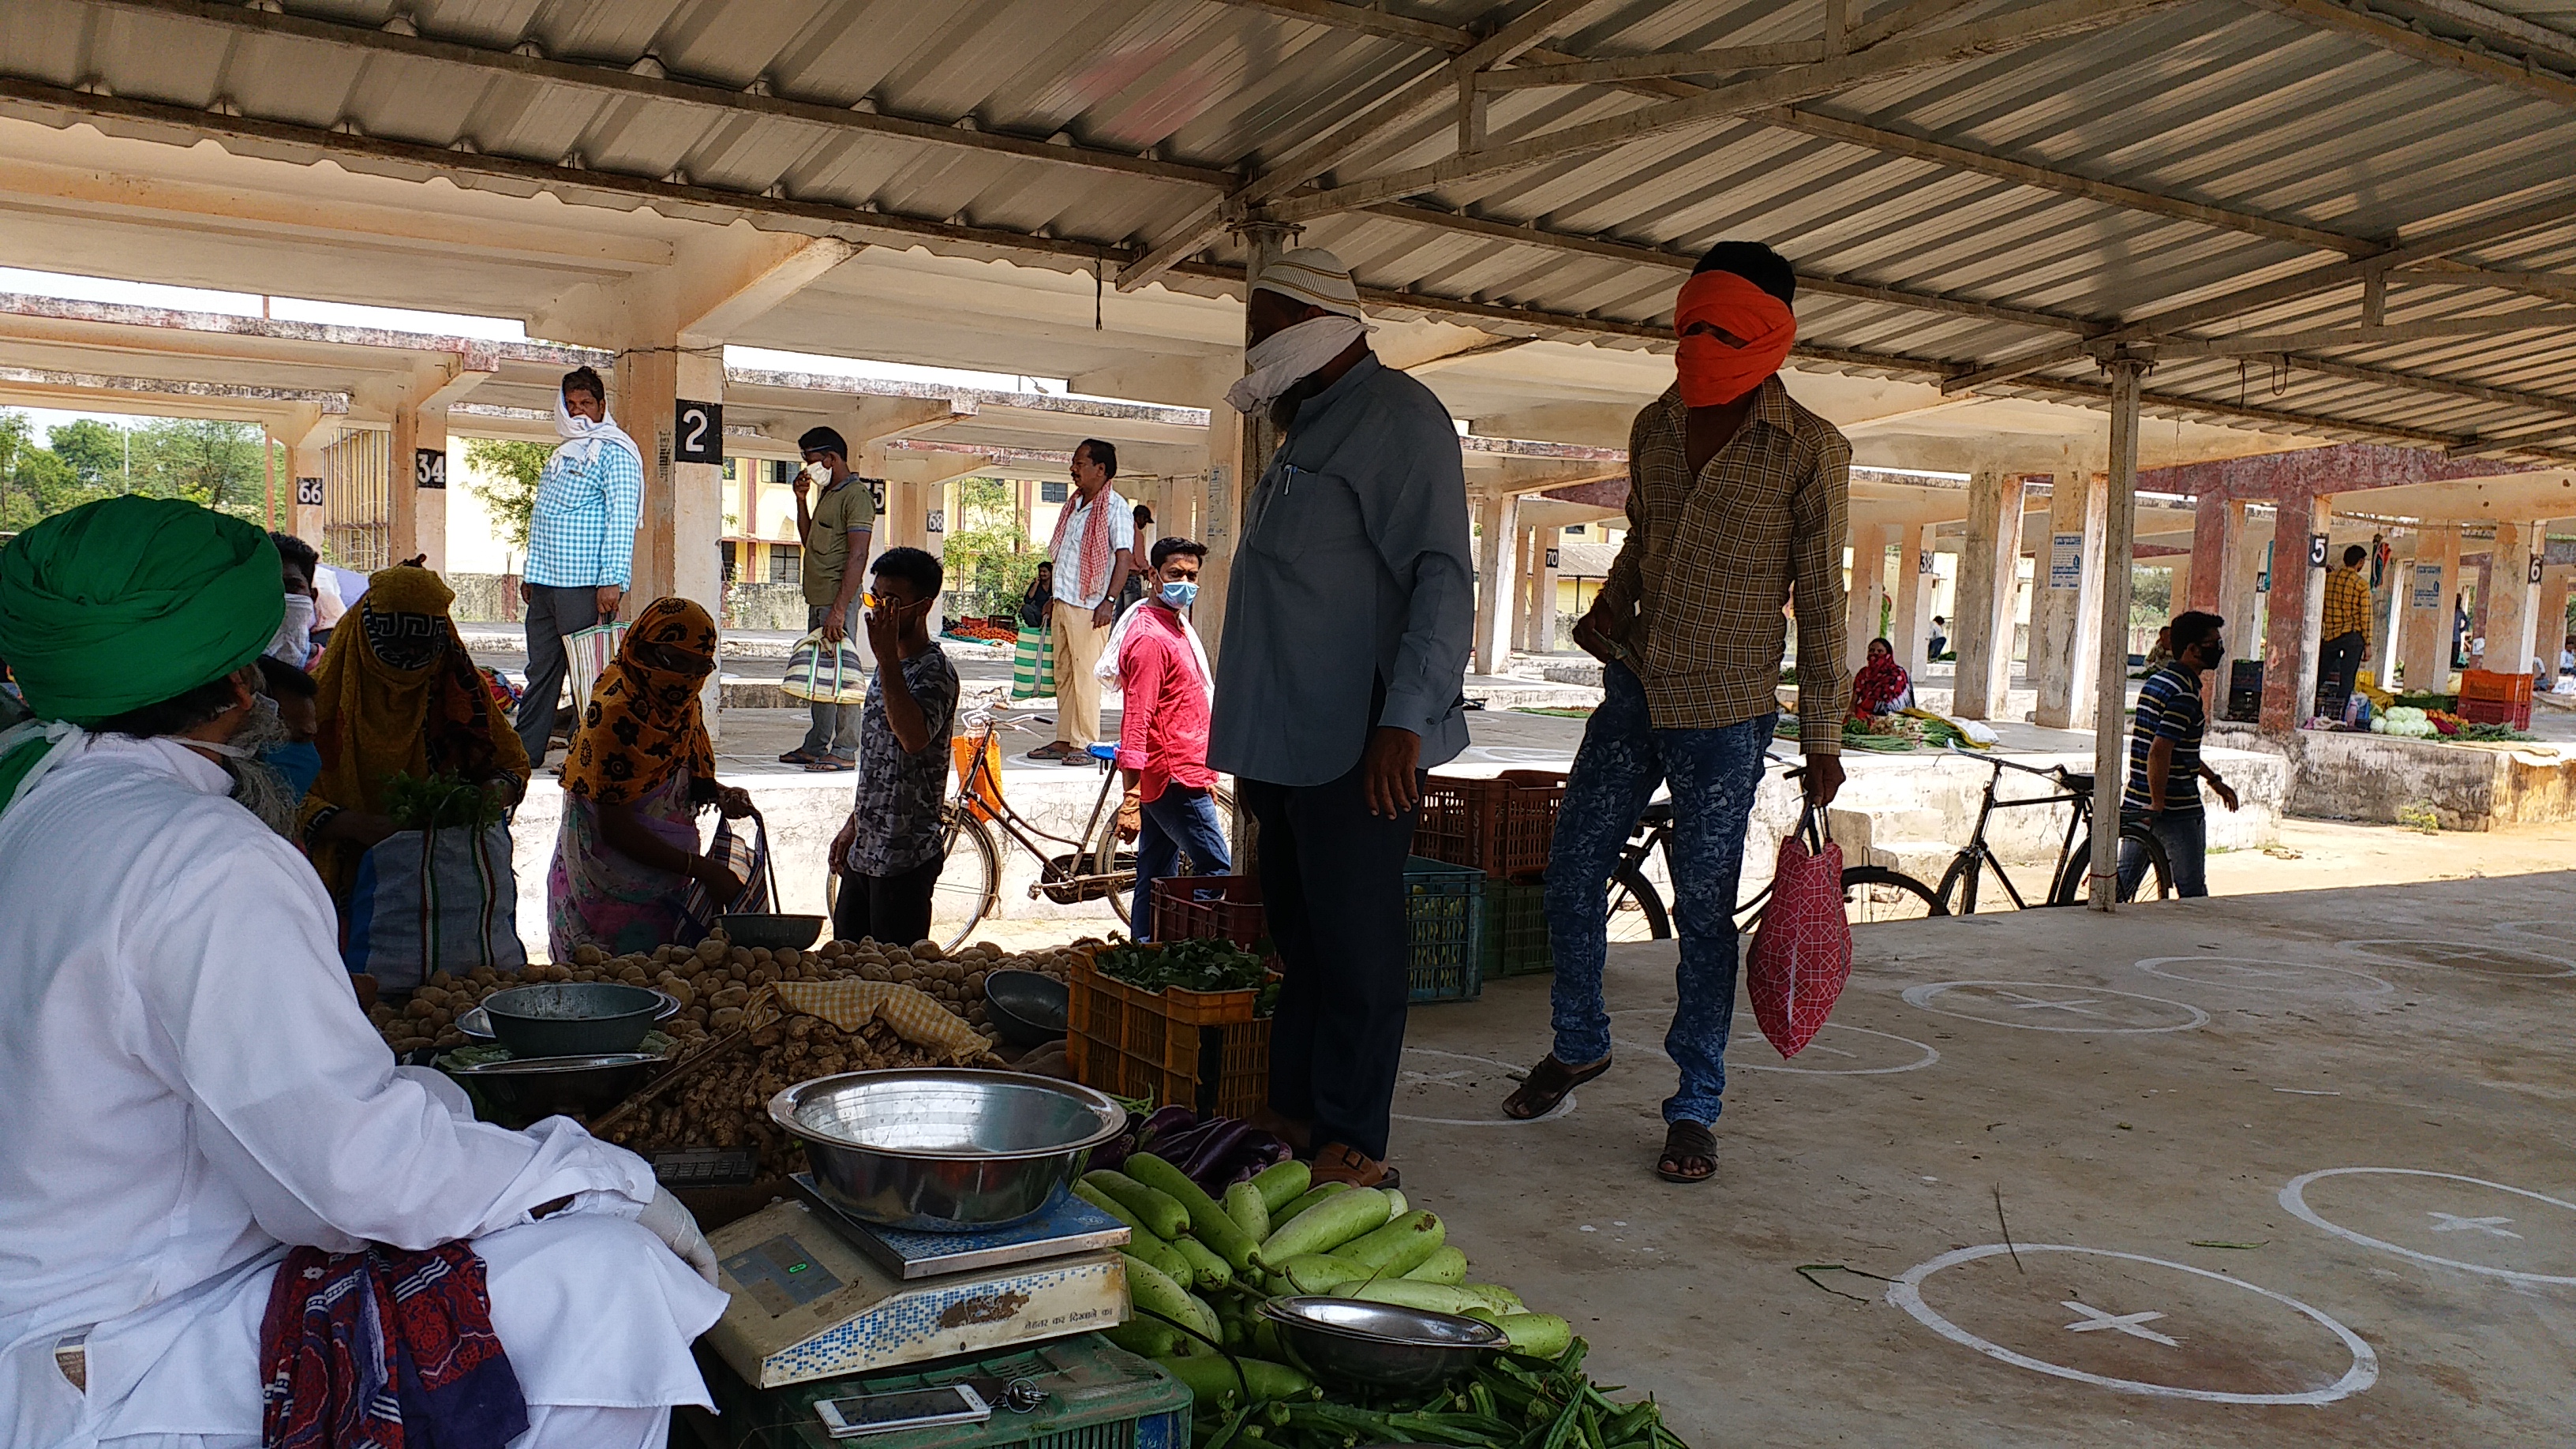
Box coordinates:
[515,365,645,766]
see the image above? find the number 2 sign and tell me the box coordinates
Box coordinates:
[673,399,724,464]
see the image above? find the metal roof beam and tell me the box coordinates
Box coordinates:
[1212,0,1475,49]
[1362,200,2101,334]
[2147,311,2576,356]
[77,0,1234,191]
[2379,0,2576,69]
[1941,193,2576,390]
[1476,0,1990,90]
[2246,0,2576,110]
[1261,0,2191,225]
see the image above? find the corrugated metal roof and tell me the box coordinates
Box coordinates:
[3,0,2574,462]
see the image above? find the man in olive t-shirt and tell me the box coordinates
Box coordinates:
[786,425,877,770]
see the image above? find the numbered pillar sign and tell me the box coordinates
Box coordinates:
[2533,555,2548,585]
[672,399,724,464]
[926,510,945,534]
[2308,533,2328,567]
[414,449,447,489]
[1544,547,1560,568]
[294,476,324,506]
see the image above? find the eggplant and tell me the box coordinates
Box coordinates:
[1178,1118,1255,1184]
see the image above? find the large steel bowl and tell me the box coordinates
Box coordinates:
[769,1069,1127,1231]
[444,1052,662,1129]
[480,983,664,1058]
[1258,1297,1505,1394]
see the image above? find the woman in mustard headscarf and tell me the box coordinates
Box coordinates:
[548,597,756,957]
[298,565,530,908]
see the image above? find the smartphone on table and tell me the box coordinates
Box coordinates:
[814,1384,992,1438]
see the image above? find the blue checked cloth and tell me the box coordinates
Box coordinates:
[522,442,642,588]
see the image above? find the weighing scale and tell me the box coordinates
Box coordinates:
[702,1181,1134,1389]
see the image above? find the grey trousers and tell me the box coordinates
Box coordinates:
[516,584,608,766]
[801,601,864,758]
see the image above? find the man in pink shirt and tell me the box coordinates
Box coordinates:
[1113,537,1232,934]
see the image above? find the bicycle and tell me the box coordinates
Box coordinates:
[830,707,1237,953]
[1603,752,1949,942]
[1923,747,2172,915]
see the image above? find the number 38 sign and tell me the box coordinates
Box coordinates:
[673,399,724,464]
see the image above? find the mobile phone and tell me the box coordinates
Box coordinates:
[814,1385,991,1438]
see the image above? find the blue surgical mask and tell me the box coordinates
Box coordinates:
[1159,580,1200,610]
[261,741,324,802]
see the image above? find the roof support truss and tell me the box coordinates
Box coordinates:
[2245,0,2576,110]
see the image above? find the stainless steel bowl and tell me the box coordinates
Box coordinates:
[459,990,676,1043]
[768,1069,1127,1231]
[1258,1297,1506,1394]
[443,1052,662,1128]
[480,983,664,1058]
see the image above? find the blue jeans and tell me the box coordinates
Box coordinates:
[800,601,863,759]
[1543,662,1772,1126]
[2118,809,2208,898]
[1130,785,1233,938]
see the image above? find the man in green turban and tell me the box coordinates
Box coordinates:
[0,494,728,1443]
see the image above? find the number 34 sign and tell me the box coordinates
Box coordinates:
[673,399,724,464]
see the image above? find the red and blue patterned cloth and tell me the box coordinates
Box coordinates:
[258,1241,527,1449]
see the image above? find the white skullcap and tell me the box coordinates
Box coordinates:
[1252,248,1363,319]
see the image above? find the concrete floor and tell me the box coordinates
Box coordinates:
[1391,874,2576,1445]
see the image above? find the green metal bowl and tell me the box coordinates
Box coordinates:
[479,982,663,1058]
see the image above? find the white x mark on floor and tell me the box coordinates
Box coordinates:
[2061,1301,2181,1346]
[2426,1211,2522,1238]
[1990,990,2104,1016]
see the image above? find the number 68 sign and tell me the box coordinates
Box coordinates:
[673,399,724,465]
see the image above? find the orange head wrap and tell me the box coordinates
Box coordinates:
[1673,269,1797,406]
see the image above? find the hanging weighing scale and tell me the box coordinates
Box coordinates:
[702,1180,1134,1388]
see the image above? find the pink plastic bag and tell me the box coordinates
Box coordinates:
[1746,814,1852,1058]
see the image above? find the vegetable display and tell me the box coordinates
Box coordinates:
[380,770,507,831]
[1096,1150,1682,1447]
[1090,1104,1296,1196]
[1091,935,1272,998]
[2371,706,2439,738]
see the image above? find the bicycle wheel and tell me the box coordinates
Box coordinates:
[2050,826,2174,905]
[1935,852,1986,916]
[1090,785,1241,928]
[1605,867,1670,942]
[1840,866,1947,924]
[928,808,1002,952]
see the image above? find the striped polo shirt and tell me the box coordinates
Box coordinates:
[2124,663,2207,815]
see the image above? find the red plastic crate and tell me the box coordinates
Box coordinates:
[1151,874,1265,949]
[1411,769,1567,881]
[2457,669,2534,730]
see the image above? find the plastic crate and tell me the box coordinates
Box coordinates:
[1066,944,1270,1118]
[1149,874,1264,949]
[2457,668,2534,730]
[1478,877,1552,979]
[1402,856,1484,1002]
[1411,770,1567,880]
[685,1334,1191,1449]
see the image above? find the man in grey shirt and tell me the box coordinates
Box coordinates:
[1209,248,1474,1189]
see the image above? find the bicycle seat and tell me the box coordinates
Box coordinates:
[1086,743,1120,762]
[2057,770,2095,794]
[1637,799,1676,829]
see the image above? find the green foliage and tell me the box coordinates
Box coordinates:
[941,474,1043,616]
[0,410,277,533]
[463,438,552,549]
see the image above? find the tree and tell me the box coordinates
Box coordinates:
[464,438,552,549]
[46,418,125,487]
[0,412,96,534]
[941,475,1043,618]
[125,419,269,523]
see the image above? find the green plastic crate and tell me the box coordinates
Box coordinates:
[1404,856,1483,1003]
[687,1334,1191,1449]
[1479,877,1553,979]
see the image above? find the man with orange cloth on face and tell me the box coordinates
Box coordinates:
[1501,242,1851,1187]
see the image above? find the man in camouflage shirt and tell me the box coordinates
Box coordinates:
[829,548,960,947]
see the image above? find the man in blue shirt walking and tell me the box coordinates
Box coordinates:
[515,366,643,766]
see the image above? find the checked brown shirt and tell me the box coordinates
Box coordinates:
[1589,378,1852,753]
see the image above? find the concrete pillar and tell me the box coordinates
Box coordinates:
[2186,493,2226,612]
[1518,525,1560,652]
[1892,523,1935,680]
[1200,223,1297,668]
[2543,563,2574,678]
[288,433,328,544]
[2466,551,2493,664]
[2484,521,2543,676]
[1473,491,1520,676]
[388,402,449,575]
[2257,492,2327,732]
[2213,500,2262,715]
[1949,469,2027,720]
[615,346,725,617]
[1842,523,1889,673]
[2379,534,2411,687]
[2088,358,2144,908]
[2165,558,2191,616]
[2031,468,2108,730]
[2398,524,2460,692]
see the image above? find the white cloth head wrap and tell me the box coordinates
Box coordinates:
[553,386,645,471]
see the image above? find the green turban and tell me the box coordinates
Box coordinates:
[0,497,283,812]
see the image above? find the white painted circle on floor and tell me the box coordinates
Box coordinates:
[1888,1244,2377,1406]
[2336,939,2576,979]
[1392,1046,1573,1127]
[2132,957,2396,997]
[1900,981,2210,1034]
[1606,1008,1940,1075]
[2279,1168,2576,1286]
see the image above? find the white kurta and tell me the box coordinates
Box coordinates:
[0,735,728,1448]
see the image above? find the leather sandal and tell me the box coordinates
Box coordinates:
[1657,1120,1717,1185]
[1502,1054,1611,1120]
[1310,1143,1400,1190]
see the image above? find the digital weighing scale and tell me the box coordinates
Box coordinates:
[702,1181,1135,1388]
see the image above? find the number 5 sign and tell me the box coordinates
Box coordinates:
[673,399,724,464]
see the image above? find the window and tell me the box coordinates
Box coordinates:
[770,544,802,586]
[1040,480,1069,504]
[772,459,796,485]
[721,457,738,481]
[1565,524,1586,536]
[720,540,737,582]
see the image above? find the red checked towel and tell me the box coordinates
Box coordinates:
[259,1241,527,1449]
